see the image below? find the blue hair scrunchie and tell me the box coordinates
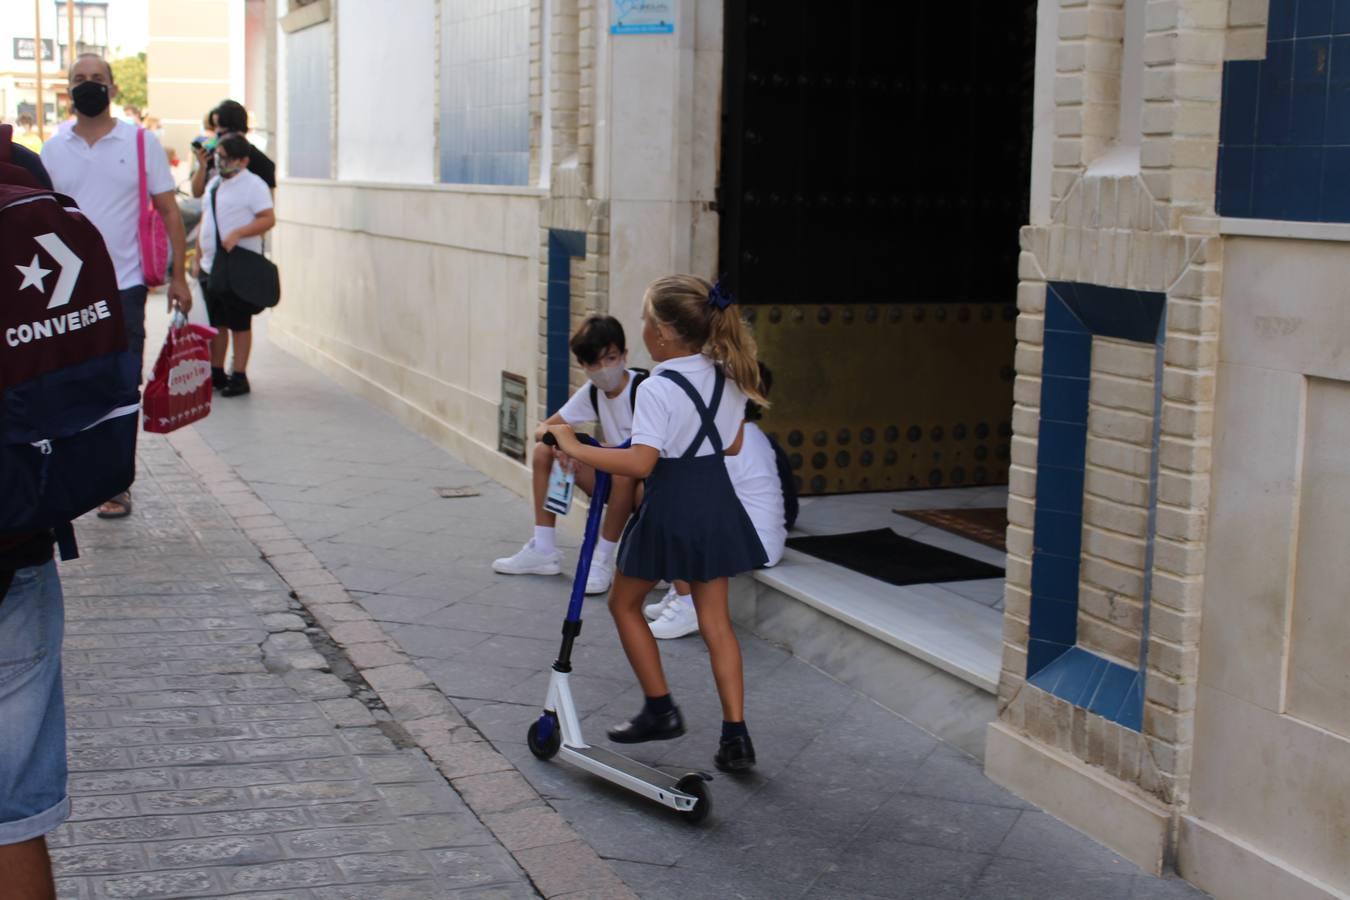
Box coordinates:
[708,279,735,311]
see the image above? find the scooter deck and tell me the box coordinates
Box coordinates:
[559,745,699,811]
[563,745,682,788]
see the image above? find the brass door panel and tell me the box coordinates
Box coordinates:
[749,303,1015,495]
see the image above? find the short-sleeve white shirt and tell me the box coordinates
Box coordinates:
[556,369,643,445]
[199,171,274,274]
[630,354,748,458]
[725,423,787,565]
[42,120,175,290]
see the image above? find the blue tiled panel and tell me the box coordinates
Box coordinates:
[546,231,586,414]
[1028,648,1143,728]
[1217,1,1350,223]
[439,0,531,186]
[1027,284,1166,732]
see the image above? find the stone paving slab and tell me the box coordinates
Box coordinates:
[49,438,538,899]
[176,318,1208,899]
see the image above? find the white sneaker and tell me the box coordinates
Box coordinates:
[645,586,677,620]
[650,597,699,640]
[492,539,563,576]
[585,555,615,595]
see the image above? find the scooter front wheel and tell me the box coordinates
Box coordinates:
[675,774,712,824]
[527,714,562,760]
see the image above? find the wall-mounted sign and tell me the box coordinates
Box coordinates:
[611,0,675,35]
[13,38,55,61]
[499,371,529,462]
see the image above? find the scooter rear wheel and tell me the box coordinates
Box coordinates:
[675,774,712,824]
[527,714,562,760]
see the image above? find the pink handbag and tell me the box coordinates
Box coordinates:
[136,128,169,288]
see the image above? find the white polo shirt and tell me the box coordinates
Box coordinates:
[42,119,174,290]
[725,423,787,566]
[199,170,273,274]
[630,353,748,459]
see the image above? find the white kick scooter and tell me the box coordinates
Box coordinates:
[526,433,712,822]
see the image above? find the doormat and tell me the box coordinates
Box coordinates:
[786,528,1004,586]
[896,507,1008,552]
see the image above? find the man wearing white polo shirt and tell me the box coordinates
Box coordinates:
[42,53,192,519]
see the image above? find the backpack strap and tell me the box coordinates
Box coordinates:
[627,368,649,413]
[136,127,151,215]
[54,523,79,562]
[659,369,726,459]
[768,433,800,530]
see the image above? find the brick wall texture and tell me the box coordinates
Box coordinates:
[998,0,1228,813]
[532,0,609,421]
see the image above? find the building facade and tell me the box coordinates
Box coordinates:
[1,0,110,132]
[146,0,259,166]
[262,2,1349,896]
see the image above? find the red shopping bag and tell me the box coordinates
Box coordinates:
[143,321,217,433]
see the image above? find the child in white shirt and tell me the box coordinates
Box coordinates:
[546,275,767,773]
[646,363,793,638]
[492,316,645,595]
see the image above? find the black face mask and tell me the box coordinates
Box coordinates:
[71,80,110,117]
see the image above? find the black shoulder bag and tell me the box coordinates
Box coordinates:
[208,183,281,310]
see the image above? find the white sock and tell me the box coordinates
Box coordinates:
[675,593,694,610]
[533,526,557,555]
[595,538,619,564]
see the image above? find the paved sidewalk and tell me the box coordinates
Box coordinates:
[179,320,1207,900]
[51,437,539,899]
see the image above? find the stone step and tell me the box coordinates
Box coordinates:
[731,549,1004,760]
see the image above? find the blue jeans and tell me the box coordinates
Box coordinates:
[0,561,68,845]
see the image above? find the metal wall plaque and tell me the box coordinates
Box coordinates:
[499,371,529,462]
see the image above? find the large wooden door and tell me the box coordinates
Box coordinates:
[719,1,1036,494]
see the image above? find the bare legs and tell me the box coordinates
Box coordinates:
[530,442,635,541]
[232,329,252,374]
[609,572,668,697]
[690,578,744,721]
[0,836,56,900]
[210,328,228,369]
[610,573,743,721]
[209,328,253,374]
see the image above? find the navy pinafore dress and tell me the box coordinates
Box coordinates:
[617,368,768,583]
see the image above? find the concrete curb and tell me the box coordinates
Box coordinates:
[166,427,637,900]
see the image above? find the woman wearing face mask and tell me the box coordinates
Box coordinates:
[193,133,276,397]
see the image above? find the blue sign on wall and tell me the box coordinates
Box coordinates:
[611,0,675,35]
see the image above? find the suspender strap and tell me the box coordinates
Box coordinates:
[658,368,726,458]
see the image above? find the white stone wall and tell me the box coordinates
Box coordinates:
[271,0,545,493]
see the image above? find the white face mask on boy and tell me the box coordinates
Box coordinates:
[588,359,628,393]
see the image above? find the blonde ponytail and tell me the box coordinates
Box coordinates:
[643,274,768,407]
[704,305,768,407]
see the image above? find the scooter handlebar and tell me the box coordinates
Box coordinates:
[538,432,606,449]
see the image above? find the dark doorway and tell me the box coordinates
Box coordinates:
[720,1,1037,494]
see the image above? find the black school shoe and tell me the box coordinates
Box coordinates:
[221,372,251,397]
[607,706,686,743]
[715,734,757,773]
[211,367,228,391]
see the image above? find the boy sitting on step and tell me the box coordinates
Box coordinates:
[492,315,647,596]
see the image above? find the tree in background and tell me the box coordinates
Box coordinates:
[110,53,147,109]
